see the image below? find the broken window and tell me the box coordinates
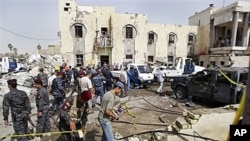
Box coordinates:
[64,7,68,11]
[148,56,153,62]
[101,27,108,36]
[168,56,173,62]
[126,54,133,59]
[220,61,225,66]
[126,27,133,39]
[148,33,154,44]
[75,26,83,38]
[168,34,175,44]
[76,55,83,66]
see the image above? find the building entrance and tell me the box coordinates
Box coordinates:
[100,55,109,66]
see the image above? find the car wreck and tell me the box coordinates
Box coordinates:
[171,67,248,104]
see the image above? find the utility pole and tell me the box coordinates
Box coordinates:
[242,57,250,124]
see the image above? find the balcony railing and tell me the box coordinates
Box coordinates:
[96,37,113,48]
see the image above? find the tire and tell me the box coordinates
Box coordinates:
[130,81,135,89]
[175,86,188,100]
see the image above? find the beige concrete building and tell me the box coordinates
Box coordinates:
[38,45,61,55]
[58,0,198,67]
[189,1,250,67]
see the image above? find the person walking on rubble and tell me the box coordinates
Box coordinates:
[2,79,32,141]
[33,78,51,140]
[156,67,165,94]
[92,68,106,107]
[79,70,94,114]
[37,67,48,88]
[119,67,127,97]
[58,87,92,141]
[98,81,124,141]
[48,66,59,93]
[51,72,66,113]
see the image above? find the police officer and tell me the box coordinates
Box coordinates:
[51,72,66,113]
[92,68,106,107]
[2,79,32,141]
[102,66,114,92]
[37,67,48,88]
[33,78,51,139]
[59,90,92,141]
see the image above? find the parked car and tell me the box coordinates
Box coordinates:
[111,63,154,88]
[171,67,248,104]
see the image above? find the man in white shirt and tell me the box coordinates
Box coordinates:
[119,67,128,97]
[156,68,165,94]
[79,70,94,113]
[48,70,58,93]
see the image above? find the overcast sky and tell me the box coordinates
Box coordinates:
[0,0,243,54]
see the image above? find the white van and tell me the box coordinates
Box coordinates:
[0,57,17,73]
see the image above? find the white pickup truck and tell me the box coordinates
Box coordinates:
[111,63,154,88]
[152,57,205,81]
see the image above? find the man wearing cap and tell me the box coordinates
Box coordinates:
[51,72,66,113]
[98,81,124,141]
[58,89,92,141]
[33,78,51,139]
[2,79,32,141]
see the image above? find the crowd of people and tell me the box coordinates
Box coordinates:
[2,63,129,141]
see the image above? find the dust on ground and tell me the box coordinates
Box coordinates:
[41,82,206,141]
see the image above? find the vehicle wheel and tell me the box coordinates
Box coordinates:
[130,81,135,89]
[175,86,188,100]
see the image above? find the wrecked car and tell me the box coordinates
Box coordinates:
[171,67,248,104]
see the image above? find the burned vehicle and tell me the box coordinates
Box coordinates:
[171,67,248,104]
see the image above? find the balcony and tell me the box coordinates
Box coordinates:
[209,46,249,55]
[95,37,113,48]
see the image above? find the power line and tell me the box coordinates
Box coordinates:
[0,26,60,41]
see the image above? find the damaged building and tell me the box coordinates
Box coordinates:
[189,1,250,67]
[36,0,250,68]
[57,0,198,67]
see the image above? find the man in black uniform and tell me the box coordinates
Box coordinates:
[34,78,51,139]
[2,79,32,141]
[59,90,92,141]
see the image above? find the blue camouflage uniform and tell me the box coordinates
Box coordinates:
[36,87,51,134]
[2,89,31,141]
[92,74,105,107]
[37,72,48,87]
[51,77,65,112]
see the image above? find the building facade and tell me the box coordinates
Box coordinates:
[189,1,250,67]
[58,0,198,67]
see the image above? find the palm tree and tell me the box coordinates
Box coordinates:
[37,44,41,50]
[8,43,13,54]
